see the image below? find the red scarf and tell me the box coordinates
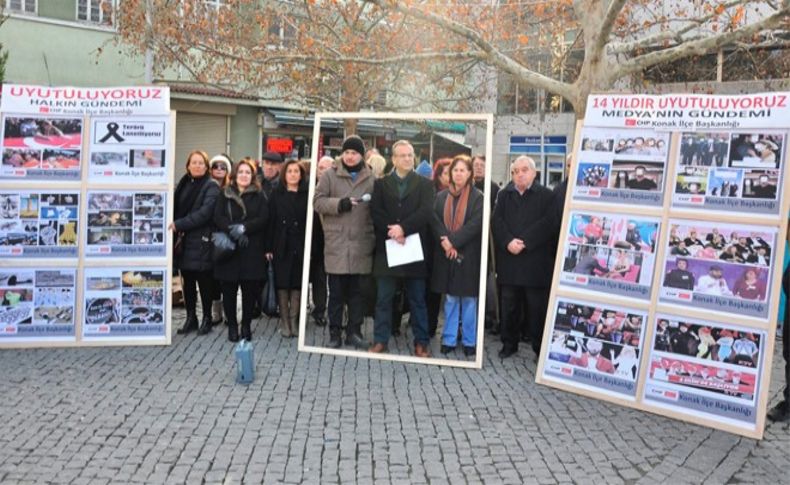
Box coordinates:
[443,184,470,233]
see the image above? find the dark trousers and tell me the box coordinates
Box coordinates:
[500,285,549,354]
[426,289,441,336]
[310,259,327,318]
[328,274,364,337]
[220,280,260,327]
[374,277,429,346]
[484,269,498,326]
[181,270,213,316]
[210,277,221,301]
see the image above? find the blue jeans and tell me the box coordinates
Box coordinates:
[374,277,429,346]
[443,295,478,347]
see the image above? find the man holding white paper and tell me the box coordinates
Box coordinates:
[369,140,434,357]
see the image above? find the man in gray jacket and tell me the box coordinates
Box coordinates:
[314,135,376,349]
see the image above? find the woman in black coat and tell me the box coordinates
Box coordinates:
[214,159,269,342]
[265,159,308,338]
[170,150,220,336]
[430,155,484,357]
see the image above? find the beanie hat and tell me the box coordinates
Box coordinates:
[415,160,433,178]
[341,135,366,157]
[209,154,232,173]
[262,151,283,163]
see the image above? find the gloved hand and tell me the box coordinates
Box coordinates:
[237,234,249,248]
[338,197,352,213]
[228,224,246,241]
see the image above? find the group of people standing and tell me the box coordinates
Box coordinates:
[170,134,565,362]
[313,136,486,357]
[171,150,308,343]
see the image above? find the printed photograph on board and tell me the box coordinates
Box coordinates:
[573,127,669,207]
[659,220,777,319]
[643,314,766,429]
[0,268,76,341]
[559,211,660,301]
[0,116,82,180]
[85,191,166,257]
[83,268,166,339]
[0,191,79,257]
[541,298,647,400]
[88,117,170,184]
[672,131,785,215]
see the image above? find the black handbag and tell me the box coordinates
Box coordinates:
[212,201,237,263]
[211,231,236,263]
[263,261,279,317]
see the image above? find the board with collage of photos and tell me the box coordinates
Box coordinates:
[539,93,790,438]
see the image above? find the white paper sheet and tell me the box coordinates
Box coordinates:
[385,233,424,267]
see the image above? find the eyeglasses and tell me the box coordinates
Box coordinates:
[211,164,227,171]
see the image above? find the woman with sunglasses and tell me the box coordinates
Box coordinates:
[214,158,269,342]
[206,154,232,327]
[170,150,221,336]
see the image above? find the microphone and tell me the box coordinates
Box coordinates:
[352,193,372,203]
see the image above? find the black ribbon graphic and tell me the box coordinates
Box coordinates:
[99,122,125,143]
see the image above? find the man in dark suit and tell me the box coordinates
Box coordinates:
[493,156,556,359]
[368,140,434,357]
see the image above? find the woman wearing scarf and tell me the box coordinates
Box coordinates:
[170,150,220,336]
[214,159,269,342]
[431,155,484,357]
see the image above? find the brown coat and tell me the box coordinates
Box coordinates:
[313,162,375,275]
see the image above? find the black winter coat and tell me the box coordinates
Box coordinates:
[266,183,308,289]
[430,187,484,297]
[213,185,269,282]
[371,171,434,278]
[173,175,220,272]
[492,181,556,287]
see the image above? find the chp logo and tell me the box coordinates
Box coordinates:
[625,118,637,127]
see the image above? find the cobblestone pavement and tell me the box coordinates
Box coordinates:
[1,308,789,484]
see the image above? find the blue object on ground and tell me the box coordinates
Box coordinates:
[235,340,255,384]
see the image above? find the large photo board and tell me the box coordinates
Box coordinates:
[0,84,174,348]
[537,91,790,439]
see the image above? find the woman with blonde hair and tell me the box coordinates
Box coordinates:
[170,150,220,335]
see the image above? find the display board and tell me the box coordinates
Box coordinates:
[536,92,790,439]
[0,84,174,348]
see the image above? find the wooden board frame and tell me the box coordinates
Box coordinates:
[298,112,494,369]
[536,118,790,440]
[0,110,175,348]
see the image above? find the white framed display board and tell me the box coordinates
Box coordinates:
[0,84,174,348]
[536,92,790,439]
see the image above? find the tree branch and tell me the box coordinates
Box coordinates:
[616,5,790,78]
[592,0,627,57]
[363,0,576,102]
[608,0,755,55]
